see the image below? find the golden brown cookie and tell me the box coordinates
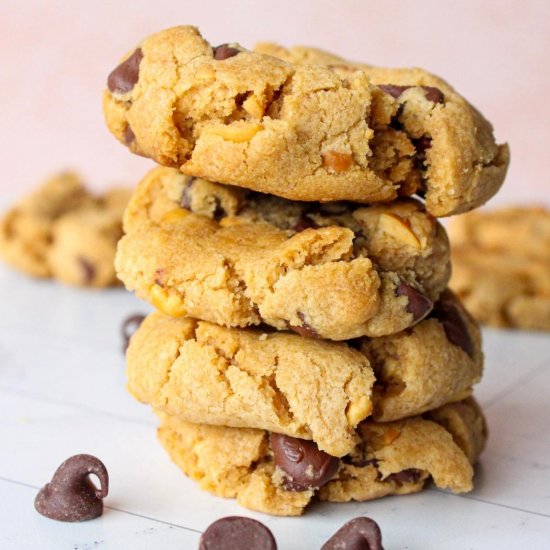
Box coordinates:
[126,292,482,456]
[116,167,450,340]
[450,207,550,330]
[103,26,508,216]
[0,172,131,287]
[157,397,487,516]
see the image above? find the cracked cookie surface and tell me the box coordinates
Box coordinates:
[116,167,450,339]
[156,397,486,516]
[450,207,550,331]
[126,292,482,456]
[0,172,130,287]
[103,26,508,216]
[254,42,510,216]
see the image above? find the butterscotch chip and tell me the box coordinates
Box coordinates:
[103,26,508,216]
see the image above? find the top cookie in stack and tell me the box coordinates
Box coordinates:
[103,26,509,217]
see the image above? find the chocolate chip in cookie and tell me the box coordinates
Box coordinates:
[121,313,146,352]
[321,517,384,550]
[213,44,240,60]
[34,454,109,522]
[385,468,422,484]
[107,48,143,94]
[199,516,276,550]
[379,84,444,104]
[396,281,433,322]
[270,433,339,491]
[124,125,136,145]
[288,312,319,338]
[77,256,96,285]
[431,296,474,357]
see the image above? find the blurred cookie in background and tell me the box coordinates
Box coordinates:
[0,172,131,288]
[449,207,550,331]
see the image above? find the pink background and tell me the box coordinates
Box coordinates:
[1,0,548,206]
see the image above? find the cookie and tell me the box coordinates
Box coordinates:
[254,42,510,216]
[0,173,131,287]
[126,293,482,456]
[116,167,451,340]
[450,207,550,330]
[103,26,508,216]
[156,397,487,516]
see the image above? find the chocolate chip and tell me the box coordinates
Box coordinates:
[180,178,196,210]
[342,456,379,468]
[213,44,240,60]
[321,517,384,550]
[121,314,146,352]
[385,468,422,484]
[270,433,339,491]
[199,516,276,550]
[396,281,433,322]
[414,135,432,154]
[292,216,318,233]
[422,86,445,104]
[107,48,143,94]
[212,197,227,221]
[379,84,444,104]
[124,125,135,145]
[431,294,474,357]
[378,84,411,99]
[288,312,319,339]
[34,454,108,522]
[78,257,95,284]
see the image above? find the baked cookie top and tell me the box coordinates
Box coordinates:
[103,26,508,216]
[0,172,131,287]
[117,167,450,340]
[157,397,487,516]
[126,291,482,456]
[450,206,550,330]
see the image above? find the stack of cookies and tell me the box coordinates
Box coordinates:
[104,26,508,516]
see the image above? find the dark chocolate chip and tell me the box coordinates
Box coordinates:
[124,125,135,145]
[121,314,146,353]
[385,468,422,484]
[378,84,411,99]
[431,294,474,357]
[107,48,143,94]
[292,216,318,233]
[199,516,277,550]
[396,281,433,322]
[414,135,432,154]
[321,517,384,550]
[378,84,444,104]
[270,433,339,491]
[212,197,226,221]
[288,312,319,339]
[78,257,96,284]
[180,177,196,210]
[213,44,240,60]
[413,135,432,170]
[422,86,445,104]
[34,454,108,522]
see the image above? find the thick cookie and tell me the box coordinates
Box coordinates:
[450,207,550,330]
[0,173,131,287]
[126,294,482,456]
[157,397,487,516]
[255,42,510,216]
[116,167,451,340]
[103,26,508,216]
